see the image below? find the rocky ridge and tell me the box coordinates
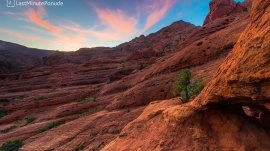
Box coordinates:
[204,0,250,25]
[0,0,263,150]
[0,40,54,74]
[103,0,270,150]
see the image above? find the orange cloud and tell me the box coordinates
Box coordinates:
[2,1,175,51]
[92,0,174,35]
[93,6,138,35]
[25,7,60,33]
[143,0,175,33]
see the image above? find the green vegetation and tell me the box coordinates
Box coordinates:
[14,117,35,126]
[91,96,97,102]
[38,121,63,133]
[34,96,46,101]
[79,98,89,103]
[0,109,8,118]
[76,105,104,119]
[173,69,204,103]
[0,99,9,106]
[118,60,125,64]
[15,95,27,100]
[78,95,97,103]
[74,143,85,151]
[139,63,147,70]
[76,112,90,118]
[25,117,36,124]
[0,125,16,134]
[0,140,23,151]
[96,84,102,88]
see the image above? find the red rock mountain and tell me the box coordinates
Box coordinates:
[43,20,197,66]
[104,0,270,150]
[203,0,250,25]
[0,40,54,74]
[1,0,269,150]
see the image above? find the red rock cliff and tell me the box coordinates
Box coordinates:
[103,0,270,150]
[204,0,251,25]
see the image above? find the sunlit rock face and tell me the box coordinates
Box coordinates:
[204,0,251,25]
[103,0,270,150]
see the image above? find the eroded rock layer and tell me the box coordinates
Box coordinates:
[103,0,270,150]
[0,0,262,150]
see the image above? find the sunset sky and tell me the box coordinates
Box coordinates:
[0,0,244,51]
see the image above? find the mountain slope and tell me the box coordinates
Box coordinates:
[0,40,55,74]
[0,0,260,150]
[103,0,270,150]
[42,20,198,66]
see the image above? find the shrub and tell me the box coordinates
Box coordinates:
[34,96,46,101]
[187,79,204,98]
[0,99,9,106]
[26,117,36,124]
[0,125,16,134]
[0,109,8,118]
[139,63,147,70]
[38,121,63,133]
[91,96,97,102]
[173,69,204,103]
[79,95,97,103]
[119,60,125,64]
[74,143,85,151]
[174,69,191,102]
[0,140,23,151]
[78,98,89,103]
[76,105,104,119]
[16,95,26,99]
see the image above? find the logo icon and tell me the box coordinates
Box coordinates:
[7,0,15,7]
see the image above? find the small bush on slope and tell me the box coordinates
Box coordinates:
[38,121,64,133]
[0,99,9,106]
[0,125,16,134]
[173,69,204,103]
[0,140,23,151]
[0,109,8,118]
[25,117,36,124]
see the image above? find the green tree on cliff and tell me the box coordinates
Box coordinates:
[173,69,204,103]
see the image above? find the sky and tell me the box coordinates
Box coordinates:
[0,0,244,51]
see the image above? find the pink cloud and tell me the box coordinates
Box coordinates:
[93,6,138,35]
[2,1,175,51]
[3,11,27,21]
[0,28,40,41]
[62,23,123,41]
[92,0,174,35]
[25,7,60,33]
[143,0,175,33]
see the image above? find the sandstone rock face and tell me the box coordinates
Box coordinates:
[103,99,270,151]
[0,21,203,150]
[103,0,270,150]
[195,0,270,126]
[204,0,236,25]
[203,0,250,25]
[0,0,255,150]
[106,11,250,110]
